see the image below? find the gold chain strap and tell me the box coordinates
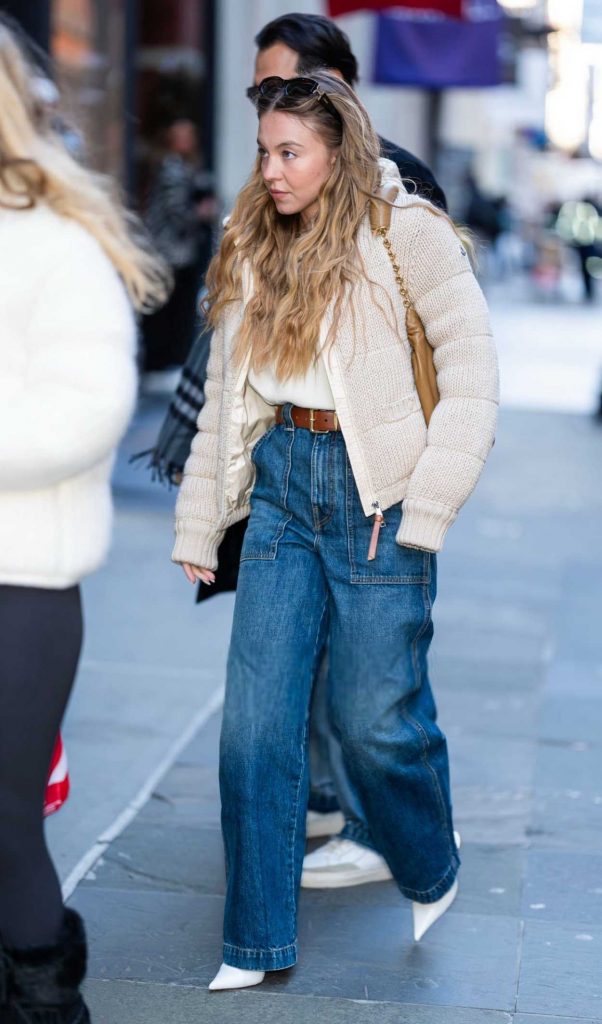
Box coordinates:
[376,225,412,311]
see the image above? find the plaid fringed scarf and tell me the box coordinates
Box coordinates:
[134,327,211,484]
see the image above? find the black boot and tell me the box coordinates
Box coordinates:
[5,909,91,1023]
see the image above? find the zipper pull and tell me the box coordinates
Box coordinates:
[367,502,385,561]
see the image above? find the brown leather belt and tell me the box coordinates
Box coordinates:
[275,405,340,433]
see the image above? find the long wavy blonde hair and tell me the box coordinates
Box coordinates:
[207,71,472,379]
[0,15,170,311]
[206,72,383,380]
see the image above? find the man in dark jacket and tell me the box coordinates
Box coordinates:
[254,14,447,211]
[151,13,448,889]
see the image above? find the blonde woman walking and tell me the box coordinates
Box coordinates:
[0,16,168,1022]
[173,72,498,990]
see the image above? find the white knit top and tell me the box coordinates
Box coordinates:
[247,354,335,409]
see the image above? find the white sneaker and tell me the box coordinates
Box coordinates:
[305,809,345,838]
[301,838,393,888]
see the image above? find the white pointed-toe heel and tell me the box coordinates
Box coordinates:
[208,963,265,991]
[412,878,458,941]
[412,830,462,943]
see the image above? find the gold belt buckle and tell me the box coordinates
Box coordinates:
[309,408,331,434]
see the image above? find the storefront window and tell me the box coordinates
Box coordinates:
[52,0,127,180]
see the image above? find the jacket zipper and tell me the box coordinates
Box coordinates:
[367,501,386,561]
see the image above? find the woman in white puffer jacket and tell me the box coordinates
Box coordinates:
[0,16,168,1023]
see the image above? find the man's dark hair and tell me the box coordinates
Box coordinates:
[255,14,359,87]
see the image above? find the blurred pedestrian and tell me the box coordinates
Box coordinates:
[150,12,451,885]
[569,199,600,303]
[0,15,169,1022]
[142,118,218,376]
[173,72,498,989]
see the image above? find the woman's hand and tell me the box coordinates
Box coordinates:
[181,563,215,586]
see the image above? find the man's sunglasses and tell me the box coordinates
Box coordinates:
[246,76,342,126]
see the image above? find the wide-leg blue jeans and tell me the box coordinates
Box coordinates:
[220,407,460,970]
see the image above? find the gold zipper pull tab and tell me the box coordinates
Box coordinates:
[367,504,385,561]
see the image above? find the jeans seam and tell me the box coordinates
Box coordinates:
[287,592,329,925]
[311,434,319,533]
[344,455,356,575]
[400,577,449,843]
[350,574,429,584]
[411,578,431,692]
[311,434,333,531]
[409,575,454,861]
[400,703,453,853]
[280,420,294,509]
[288,718,308,925]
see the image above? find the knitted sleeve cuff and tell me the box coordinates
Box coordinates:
[396,498,457,553]
[172,521,225,571]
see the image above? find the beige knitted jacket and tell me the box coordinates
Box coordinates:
[173,169,499,569]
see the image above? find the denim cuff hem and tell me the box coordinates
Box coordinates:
[223,940,297,971]
[397,853,460,903]
[307,792,341,814]
[340,820,377,852]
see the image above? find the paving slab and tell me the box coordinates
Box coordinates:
[528,788,602,852]
[544,660,602,699]
[514,1016,601,1024]
[452,735,535,791]
[517,919,602,1018]
[85,980,515,1024]
[438,688,539,742]
[139,762,222,828]
[533,741,602,794]
[521,850,602,925]
[538,696,602,745]
[80,823,225,896]
[453,785,532,845]
[428,653,545,693]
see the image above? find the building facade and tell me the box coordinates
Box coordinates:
[1,0,215,201]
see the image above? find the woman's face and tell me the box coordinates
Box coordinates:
[258,110,337,225]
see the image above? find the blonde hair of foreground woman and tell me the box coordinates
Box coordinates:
[205,70,473,382]
[0,14,170,312]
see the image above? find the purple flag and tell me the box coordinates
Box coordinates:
[374,0,503,88]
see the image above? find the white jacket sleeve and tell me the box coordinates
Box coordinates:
[0,227,137,491]
[393,206,499,552]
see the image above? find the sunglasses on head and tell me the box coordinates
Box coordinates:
[246,76,342,126]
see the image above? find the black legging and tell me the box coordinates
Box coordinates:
[0,585,83,948]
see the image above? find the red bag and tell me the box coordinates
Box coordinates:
[44,734,70,817]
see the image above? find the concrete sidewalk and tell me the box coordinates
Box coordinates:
[58,399,602,1024]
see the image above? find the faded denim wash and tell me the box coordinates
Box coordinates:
[220,406,460,971]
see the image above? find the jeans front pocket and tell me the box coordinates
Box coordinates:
[240,496,291,561]
[242,425,291,561]
[345,459,432,585]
